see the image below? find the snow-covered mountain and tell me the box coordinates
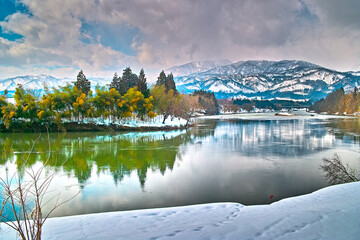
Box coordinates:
[1,60,359,101]
[174,60,360,101]
[0,74,109,95]
[166,59,232,77]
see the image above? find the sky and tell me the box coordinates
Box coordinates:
[0,0,360,81]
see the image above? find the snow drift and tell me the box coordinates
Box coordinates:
[1,182,359,240]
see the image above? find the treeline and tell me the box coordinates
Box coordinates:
[0,68,220,131]
[192,90,219,115]
[221,98,311,112]
[310,87,360,115]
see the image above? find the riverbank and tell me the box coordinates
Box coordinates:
[200,110,357,120]
[1,182,359,240]
[0,116,190,133]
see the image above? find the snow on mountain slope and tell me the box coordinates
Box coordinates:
[0,75,67,91]
[166,59,232,77]
[0,75,109,95]
[202,60,320,76]
[175,60,360,100]
[1,60,358,101]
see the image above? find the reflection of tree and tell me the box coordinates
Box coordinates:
[325,118,360,142]
[0,131,189,188]
[0,137,12,165]
[189,119,218,139]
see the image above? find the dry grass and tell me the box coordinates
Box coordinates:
[0,131,79,240]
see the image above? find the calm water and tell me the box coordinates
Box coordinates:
[0,113,359,219]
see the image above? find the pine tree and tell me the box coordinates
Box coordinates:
[156,70,166,86]
[137,69,150,98]
[165,73,177,93]
[119,67,138,95]
[110,72,121,92]
[193,90,220,114]
[75,70,91,95]
[130,72,138,89]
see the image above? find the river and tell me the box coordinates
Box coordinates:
[0,112,359,219]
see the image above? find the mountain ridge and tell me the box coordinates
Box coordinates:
[174,60,360,101]
[1,60,359,101]
[0,74,109,94]
[166,59,232,77]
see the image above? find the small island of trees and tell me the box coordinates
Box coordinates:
[0,68,219,132]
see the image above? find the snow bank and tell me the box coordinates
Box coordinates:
[200,111,354,121]
[69,115,188,129]
[1,182,359,240]
[120,115,187,128]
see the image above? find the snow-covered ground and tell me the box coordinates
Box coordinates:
[64,115,188,128]
[119,115,188,128]
[200,111,355,121]
[1,182,359,240]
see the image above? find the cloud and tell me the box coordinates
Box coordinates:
[304,0,360,30]
[0,64,79,79]
[136,43,154,65]
[0,0,360,79]
[0,1,137,78]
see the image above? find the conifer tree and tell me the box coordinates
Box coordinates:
[156,70,167,86]
[130,72,138,89]
[75,70,91,95]
[137,69,150,98]
[165,73,177,93]
[120,67,138,95]
[110,72,121,92]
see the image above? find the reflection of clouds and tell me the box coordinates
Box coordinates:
[203,119,336,157]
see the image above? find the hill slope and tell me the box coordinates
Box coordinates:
[0,74,108,95]
[166,59,232,77]
[174,60,360,101]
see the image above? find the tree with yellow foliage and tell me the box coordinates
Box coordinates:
[1,103,16,129]
[151,85,182,124]
[14,84,39,122]
[121,87,142,119]
[73,91,92,122]
[93,87,121,122]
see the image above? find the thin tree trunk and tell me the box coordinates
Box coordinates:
[162,114,168,124]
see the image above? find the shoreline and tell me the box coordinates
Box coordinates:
[1,182,359,239]
[0,118,192,133]
[2,111,358,133]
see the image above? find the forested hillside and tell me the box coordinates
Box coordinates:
[310,87,360,115]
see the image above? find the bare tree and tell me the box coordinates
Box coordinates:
[175,95,202,127]
[0,133,79,240]
[321,154,359,185]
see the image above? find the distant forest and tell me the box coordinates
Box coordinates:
[310,87,360,115]
[0,68,219,131]
[220,98,311,112]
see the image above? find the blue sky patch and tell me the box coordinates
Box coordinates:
[32,64,76,71]
[0,26,23,41]
[297,0,318,22]
[80,20,142,56]
[0,0,30,21]
[0,0,30,41]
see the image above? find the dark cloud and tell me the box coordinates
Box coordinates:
[305,0,360,29]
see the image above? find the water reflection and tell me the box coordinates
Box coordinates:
[0,130,189,189]
[0,115,359,218]
[324,118,360,142]
[207,119,334,156]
